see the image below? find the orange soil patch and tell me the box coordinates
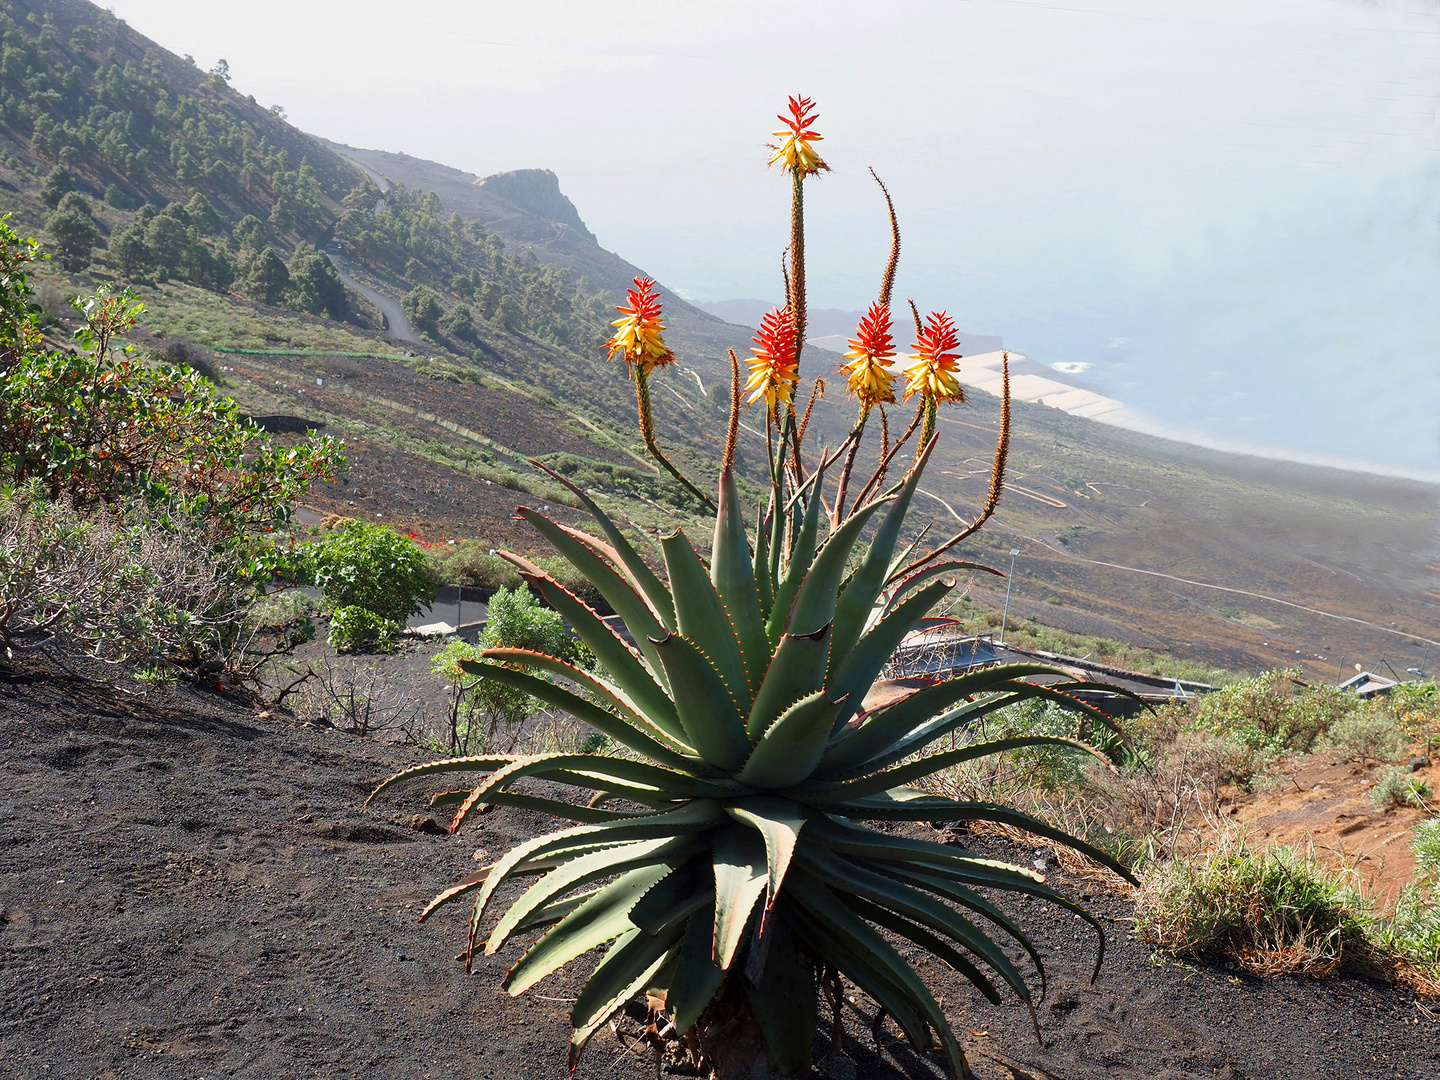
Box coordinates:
[1229,750,1434,908]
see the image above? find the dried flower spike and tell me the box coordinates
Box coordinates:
[902,310,964,404]
[768,95,829,177]
[841,301,897,407]
[602,276,674,378]
[744,306,800,409]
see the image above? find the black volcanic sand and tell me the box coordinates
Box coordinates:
[2,667,1436,1080]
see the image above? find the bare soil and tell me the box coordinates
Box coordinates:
[1231,754,1437,908]
[3,666,1436,1080]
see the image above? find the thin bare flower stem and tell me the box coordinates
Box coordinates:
[854,402,923,509]
[789,170,807,369]
[918,398,937,460]
[635,370,716,512]
[892,351,1012,582]
[831,403,870,526]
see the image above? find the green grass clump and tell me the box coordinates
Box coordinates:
[1414,817,1440,881]
[1135,837,1376,977]
[1369,769,1433,810]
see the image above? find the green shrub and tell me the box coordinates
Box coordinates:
[1,484,253,670]
[1318,709,1409,764]
[1190,669,1358,755]
[1369,768,1432,809]
[246,589,318,631]
[328,605,393,652]
[306,520,436,625]
[429,584,589,753]
[1391,680,1438,714]
[425,541,523,593]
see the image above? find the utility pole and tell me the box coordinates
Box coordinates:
[999,549,1020,645]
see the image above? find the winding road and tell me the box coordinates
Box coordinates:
[331,256,423,346]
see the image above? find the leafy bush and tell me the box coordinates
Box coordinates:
[1318,709,1409,764]
[0,227,342,534]
[1391,680,1438,713]
[246,589,317,632]
[306,520,435,625]
[327,604,393,652]
[1189,669,1353,755]
[424,541,523,594]
[1370,769,1433,809]
[429,583,590,754]
[0,483,249,668]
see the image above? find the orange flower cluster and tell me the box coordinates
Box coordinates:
[841,301,897,407]
[768,95,829,178]
[602,276,674,378]
[902,310,964,404]
[744,307,800,409]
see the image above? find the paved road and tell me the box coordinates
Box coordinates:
[331,257,423,346]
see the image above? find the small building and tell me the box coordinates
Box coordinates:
[1338,671,1397,699]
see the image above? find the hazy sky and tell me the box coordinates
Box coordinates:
[106,0,1440,479]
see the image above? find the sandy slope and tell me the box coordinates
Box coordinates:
[2,667,1436,1079]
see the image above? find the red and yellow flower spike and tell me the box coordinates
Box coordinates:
[902,310,965,404]
[602,276,674,379]
[744,306,800,409]
[768,95,829,178]
[841,301,897,407]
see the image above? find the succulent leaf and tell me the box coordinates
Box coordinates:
[527,457,677,629]
[765,466,825,648]
[741,920,819,1077]
[516,508,673,690]
[829,435,937,663]
[504,863,674,995]
[736,689,846,789]
[745,623,833,740]
[661,527,751,706]
[649,631,752,771]
[783,870,965,1078]
[724,794,807,918]
[461,656,697,768]
[826,578,954,727]
[712,468,769,691]
[666,903,729,1033]
[569,924,684,1063]
[711,825,769,969]
[510,562,688,745]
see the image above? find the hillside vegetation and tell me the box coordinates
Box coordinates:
[2,0,1434,686]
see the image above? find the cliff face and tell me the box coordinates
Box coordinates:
[475,169,595,243]
[318,141,750,381]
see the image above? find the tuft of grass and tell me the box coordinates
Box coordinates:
[1370,768,1433,810]
[1413,817,1440,881]
[1135,835,1378,979]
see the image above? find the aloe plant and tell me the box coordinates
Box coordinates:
[366,94,1138,1079]
[368,446,1136,1079]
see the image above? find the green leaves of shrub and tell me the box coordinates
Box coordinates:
[306,520,435,625]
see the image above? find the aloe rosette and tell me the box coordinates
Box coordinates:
[367,440,1138,1079]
